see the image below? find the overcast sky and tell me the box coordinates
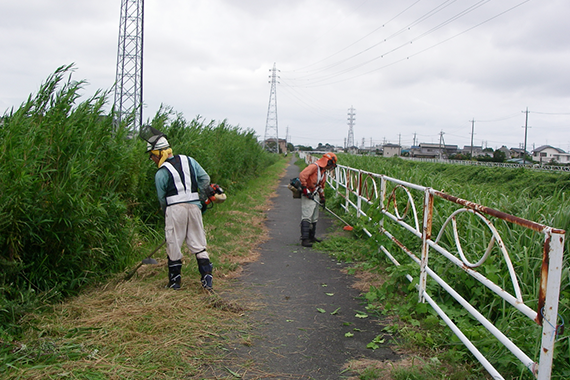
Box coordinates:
[1,0,569,150]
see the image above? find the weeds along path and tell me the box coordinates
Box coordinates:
[3,157,398,380]
[210,158,399,379]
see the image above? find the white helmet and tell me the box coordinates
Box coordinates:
[146,136,170,152]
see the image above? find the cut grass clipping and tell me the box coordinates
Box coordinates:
[1,157,289,379]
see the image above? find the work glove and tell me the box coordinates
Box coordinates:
[302,187,313,199]
[319,195,326,208]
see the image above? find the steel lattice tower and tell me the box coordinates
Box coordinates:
[263,63,280,153]
[114,0,144,130]
[347,106,356,148]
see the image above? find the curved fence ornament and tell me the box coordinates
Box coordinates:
[335,166,347,192]
[360,173,379,202]
[386,184,420,233]
[347,169,359,194]
[304,155,566,380]
[435,208,523,303]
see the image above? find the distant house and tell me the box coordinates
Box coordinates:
[509,148,527,159]
[410,143,458,158]
[383,143,401,158]
[263,138,288,153]
[531,145,570,164]
[497,146,511,159]
[461,145,484,157]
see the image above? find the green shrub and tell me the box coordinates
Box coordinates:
[0,66,278,339]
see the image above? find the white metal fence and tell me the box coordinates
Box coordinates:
[402,156,570,172]
[303,154,566,380]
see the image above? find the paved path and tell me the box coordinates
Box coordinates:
[220,159,399,379]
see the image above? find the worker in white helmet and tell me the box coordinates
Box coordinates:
[146,132,213,291]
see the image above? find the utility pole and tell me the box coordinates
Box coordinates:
[522,108,530,165]
[470,119,475,158]
[347,106,355,148]
[438,130,446,159]
[114,0,144,131]
[263,63,280,153]
[413,132,417,147]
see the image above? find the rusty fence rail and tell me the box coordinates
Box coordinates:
[303,154,565,380]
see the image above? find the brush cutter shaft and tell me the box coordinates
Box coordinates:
[124,240,166,281]
[312,199,352,228]
[147,240,166,258]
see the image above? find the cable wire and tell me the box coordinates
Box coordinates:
[291,0,533,88]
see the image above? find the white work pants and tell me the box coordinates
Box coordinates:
[164,203,209,262]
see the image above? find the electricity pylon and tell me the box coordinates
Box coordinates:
[114,0,144,130]
[347,106,356,148]
[263,63,280,153]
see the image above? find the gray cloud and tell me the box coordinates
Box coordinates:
[1,0,569,151]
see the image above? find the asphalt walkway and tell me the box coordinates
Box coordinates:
[220,158,399,379]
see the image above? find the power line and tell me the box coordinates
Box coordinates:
[278,80,347,126]
[284,0,424,77]
[289,0,533,88]
[285,0,373,63]
[474,113,521,122]
[286,0,490,84]
[531,111,570,115]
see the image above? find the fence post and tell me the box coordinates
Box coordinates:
[537,230,565,380]
[379,175,386,231]
[357,170,363,218]
[334,166,339,191]
[345,169,350,212]
[419,189,434,303]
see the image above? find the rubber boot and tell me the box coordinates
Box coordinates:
[197,258,213,291]
[301,220,313,247]
[310,222,322,243]
[167,259,182,290]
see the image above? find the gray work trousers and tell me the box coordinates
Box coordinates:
[301,196,319,223]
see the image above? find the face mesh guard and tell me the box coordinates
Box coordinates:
[139,125,166,149]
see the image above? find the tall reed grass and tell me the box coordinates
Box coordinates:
[0,65,139,313]
[0,66,278,340]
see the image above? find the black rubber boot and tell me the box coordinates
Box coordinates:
[197,258,213,291]
[167,259,182,290]
[301,220,313,247]
[310,222,322,243]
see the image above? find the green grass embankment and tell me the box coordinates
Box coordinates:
[316,154,570,379]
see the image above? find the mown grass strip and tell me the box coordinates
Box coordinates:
[0,156,289,379]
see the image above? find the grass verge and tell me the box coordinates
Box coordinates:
[315,230,489,380]
[0,156,289,380]
[293,156,483,379]
[1,155,488,380]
